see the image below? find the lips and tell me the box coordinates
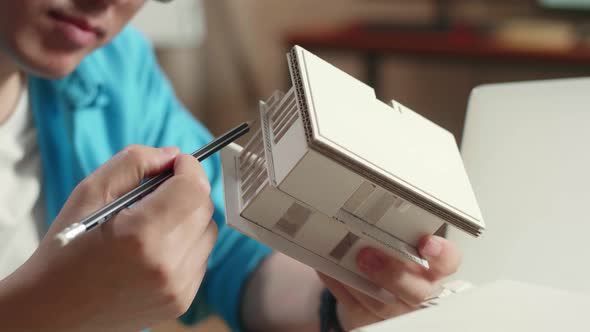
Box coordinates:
[49,10,104,35]
[48,9,105,48]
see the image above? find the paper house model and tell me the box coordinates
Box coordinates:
[221,46,485,303]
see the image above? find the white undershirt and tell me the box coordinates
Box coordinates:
[0,89,45,280]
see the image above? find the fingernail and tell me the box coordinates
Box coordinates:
[161,146,179,157]
[421,237,443,258]
[359,249,385,273]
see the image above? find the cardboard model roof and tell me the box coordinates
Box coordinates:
[287,46,485,235]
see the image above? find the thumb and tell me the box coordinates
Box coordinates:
[68,145,180,212]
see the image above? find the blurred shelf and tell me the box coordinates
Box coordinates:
[286,23,590,98]
[286,23,590,64]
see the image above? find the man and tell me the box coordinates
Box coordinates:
[0,1,462,331]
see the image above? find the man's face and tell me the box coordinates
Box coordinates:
[0,0,146,78]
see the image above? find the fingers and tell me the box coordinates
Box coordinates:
[94,150,214,281]
[165,212,218,289]
[320,272,414,320]
[418,235,462,281]
[138,259,208,323]
[65,146,211,232]
[172,152,211,193]
[356,235,462,308]
[126,154,213,231]
[38,145,218,331]
[74,145,180,209]
[317,272,360,309]
[318,273,385,330]
[152,202,217,271]
[177,220,218,299]
[163,220,218,317]
[357,248,434,307]
[127,219,218,318]
[341,283,414,320]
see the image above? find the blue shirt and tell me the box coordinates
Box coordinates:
[27,26,272,331]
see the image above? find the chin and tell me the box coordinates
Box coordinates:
[36,59,81,79]
[17,49,86,79]
[5,36,90,80]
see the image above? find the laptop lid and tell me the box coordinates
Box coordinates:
[447,77,590,294]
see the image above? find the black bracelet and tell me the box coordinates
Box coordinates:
[319,289,345,332]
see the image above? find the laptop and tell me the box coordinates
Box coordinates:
[447,77,590,294]
[354,78,590,331]
[354,280,589,331]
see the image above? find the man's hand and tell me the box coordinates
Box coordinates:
[319,235,461,330]
[0,145,217,332]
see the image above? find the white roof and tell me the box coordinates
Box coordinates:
[288,46,484,233]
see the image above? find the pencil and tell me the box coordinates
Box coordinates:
[55,122,250,246]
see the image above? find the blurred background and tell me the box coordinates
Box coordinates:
[132,0,590,331]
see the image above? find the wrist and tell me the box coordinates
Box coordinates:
[0,268,43,331]
[0,259,83,332]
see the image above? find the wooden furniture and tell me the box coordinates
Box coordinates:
[287,23,590,94]
[286,24,590,141]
